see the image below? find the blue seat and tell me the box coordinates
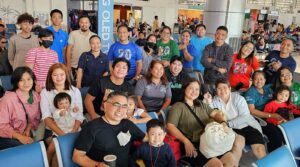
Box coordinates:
[278,118,300,165]
[254,145,297,167]
[0,141,49,167]
[135,112,158,133]
[53,132,80,167]
[0,75,12,91]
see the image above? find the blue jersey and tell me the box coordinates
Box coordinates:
[190,36,213,72]
[108,41,142,79]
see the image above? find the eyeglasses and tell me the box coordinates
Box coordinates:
[106,101,128,110]
[280,73,292,78]
[1,41,7,44]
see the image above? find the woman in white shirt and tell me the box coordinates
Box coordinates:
[204,78,266,160]
[40,63,84,166]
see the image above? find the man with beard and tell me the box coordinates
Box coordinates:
[66,15,96,78]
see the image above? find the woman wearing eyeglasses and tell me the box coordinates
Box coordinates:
[273,67,300,107]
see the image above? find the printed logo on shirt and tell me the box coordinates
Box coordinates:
[292,91,298,104]
[118,49,132,60]
[245,96,253,102]
[161,46,170,56]
[232,62,248,74]
[160,87,167,93]
[170,83,182,89]
[268,58,282,72]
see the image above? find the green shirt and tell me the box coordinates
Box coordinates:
[157,39,179,61]
[290,82,300,106]
[167,101,214,143]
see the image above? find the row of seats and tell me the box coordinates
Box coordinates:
[255,117,300,167]
[0,132,79,167]
[0,118,299,167]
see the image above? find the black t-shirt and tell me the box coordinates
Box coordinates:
[88,76,133,115]
[165,68,190,105]
[74,118,145,166]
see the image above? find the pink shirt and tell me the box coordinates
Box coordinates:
[0,90,41,138]
[25,47,58,87]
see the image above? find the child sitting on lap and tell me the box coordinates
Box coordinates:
[46,92,83,164]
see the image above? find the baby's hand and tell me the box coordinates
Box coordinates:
[203,92,212,104]
[278,119,287,125]
[60,109,67,116]
[73,106,79,113]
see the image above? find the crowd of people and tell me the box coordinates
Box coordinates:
[0,9,299,167]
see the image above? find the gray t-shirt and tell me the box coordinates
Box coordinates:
[135,78,172,111]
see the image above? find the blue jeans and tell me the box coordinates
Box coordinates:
[0,138,22,150]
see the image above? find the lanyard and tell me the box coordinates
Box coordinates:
[149,144,161,167]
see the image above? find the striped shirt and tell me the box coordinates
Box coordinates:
[25,47,58,87]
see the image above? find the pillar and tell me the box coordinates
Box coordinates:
[204,0,246,52]
[98,0,114,53]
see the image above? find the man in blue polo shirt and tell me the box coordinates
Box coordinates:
[47,9,68,63]
[108,25,142,81]
[190,24,213,73]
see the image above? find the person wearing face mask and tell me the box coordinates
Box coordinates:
[140,34,159,75]
[25,28,58,93]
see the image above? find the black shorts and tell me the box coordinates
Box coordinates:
[180,142,226,167]
[233,126,264,145]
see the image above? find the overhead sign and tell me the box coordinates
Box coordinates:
[98,0,114,53]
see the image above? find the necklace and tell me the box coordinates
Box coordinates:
[102,116,110,124]
[149,144,161,167]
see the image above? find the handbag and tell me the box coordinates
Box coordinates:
[164,133,181,162]
[200,122,236,158]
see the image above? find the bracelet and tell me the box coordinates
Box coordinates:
[268,114,271,118]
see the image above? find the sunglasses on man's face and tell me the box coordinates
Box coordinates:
[1,41,7,44]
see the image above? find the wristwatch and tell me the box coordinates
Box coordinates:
[268,114,271,118]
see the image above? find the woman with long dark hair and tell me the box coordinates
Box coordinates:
[0,67,41,150]
[229,41,260,91]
